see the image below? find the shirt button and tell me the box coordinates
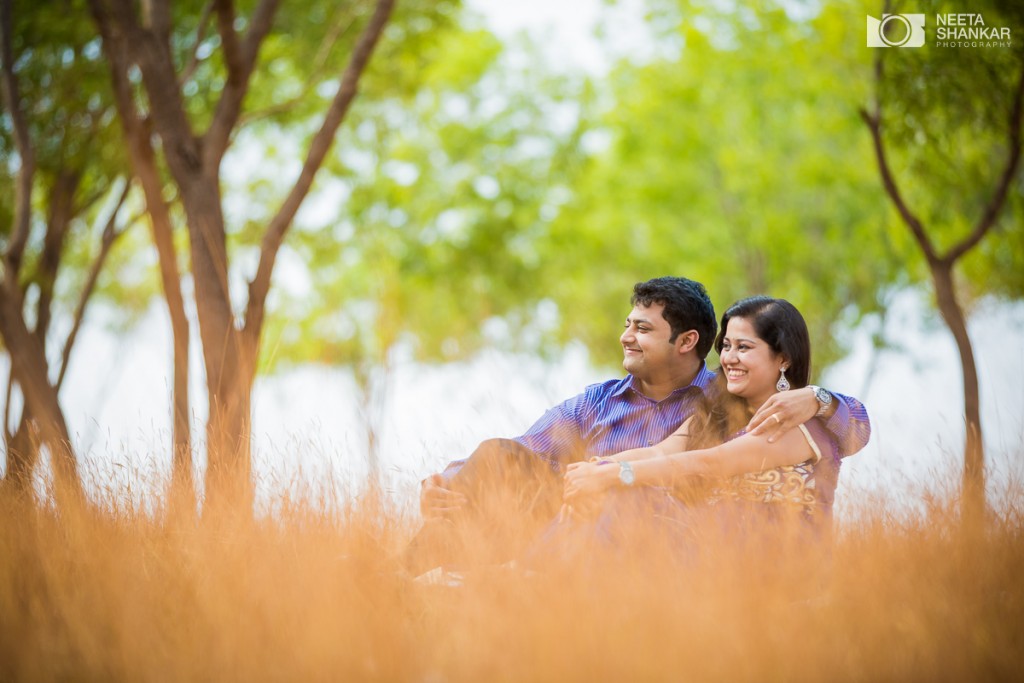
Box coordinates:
[647,440,654,446]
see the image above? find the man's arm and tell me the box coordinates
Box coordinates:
[510,393,589,466]
[820,391,870,456]
[419,391,587,518]
[747,387,870,457]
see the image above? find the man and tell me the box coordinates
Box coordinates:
[407,276,869,574]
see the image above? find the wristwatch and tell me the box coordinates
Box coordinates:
[807,385,833,417]
[618,461,636,486]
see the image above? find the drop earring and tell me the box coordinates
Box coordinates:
[776,367,790,392]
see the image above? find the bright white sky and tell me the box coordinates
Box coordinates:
[466,0,604,66]
[465,0,653,73]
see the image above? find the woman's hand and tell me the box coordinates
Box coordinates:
[563,460,618,503]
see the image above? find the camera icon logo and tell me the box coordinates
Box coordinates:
[866,14,926,47]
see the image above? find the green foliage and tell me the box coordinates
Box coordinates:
[0,0,157,341]
[257,30,589,372]
[261,0,1024,379]
[536,0,906,371]
[871,0,1024,305]
[8,0,1021,388]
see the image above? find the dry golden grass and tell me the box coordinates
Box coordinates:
[1,474,1022,683]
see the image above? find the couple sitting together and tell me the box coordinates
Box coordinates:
[405,276,870,578]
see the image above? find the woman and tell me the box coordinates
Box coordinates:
[529,296,839,571]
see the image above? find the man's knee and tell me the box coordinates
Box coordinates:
[466,438,555,482]
[470,437,520,458]
[452,438,556,504]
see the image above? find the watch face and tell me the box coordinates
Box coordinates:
[619,463,636,486]
[816,387,833,405]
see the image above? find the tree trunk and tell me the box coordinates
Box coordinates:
[203,336,257,512]
[92,5,196,507]
[34,170,80,345]
[126,123,194,508]
[931,263,985,527]
[2,412,37,495]
[0,282,81,500]
[177,170,255,511]
[88,0,397,514]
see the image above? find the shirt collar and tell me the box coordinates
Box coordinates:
[614,361,715,398]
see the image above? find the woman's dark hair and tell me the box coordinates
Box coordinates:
[714,296,811,389]
[688,296,812,449]
[631,277,717,359]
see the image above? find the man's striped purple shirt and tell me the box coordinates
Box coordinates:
[442,362,870,477]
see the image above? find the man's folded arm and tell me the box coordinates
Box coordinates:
[436,393,587,482]
[825,392,871,457]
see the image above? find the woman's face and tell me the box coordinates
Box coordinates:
[719,316,787,410]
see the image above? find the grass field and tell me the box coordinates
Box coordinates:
[1,474,1022,682]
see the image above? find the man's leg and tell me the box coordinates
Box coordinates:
[404,439,562,575]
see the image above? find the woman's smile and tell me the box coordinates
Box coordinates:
[719,316,786,409]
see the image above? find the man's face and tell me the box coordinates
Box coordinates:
[620,302,678,380]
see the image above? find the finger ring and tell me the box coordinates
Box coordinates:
[771,414,780,424]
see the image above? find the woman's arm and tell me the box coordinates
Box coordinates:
[633,426,816,484]
[563,425,817,502]
[600,416,694,463]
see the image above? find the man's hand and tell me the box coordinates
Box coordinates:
[558,497,603,523]
[747,387,818,443]
[419,473,467,521]
[563,460,617,503]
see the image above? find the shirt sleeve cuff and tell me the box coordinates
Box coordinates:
[438,458,467,483]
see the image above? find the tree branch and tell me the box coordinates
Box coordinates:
[3,362,13,441]
[213,0,244,83]
[56,180,135,391]
[0,0,36,286]
[180,0,216,87]
[945,62,1024,264]
[239,10,359,126]
[140,0,171,35]
[90,0,193,465]
[859,49,939,266]
[75,183,114,219]
[34,170,82,345]
[98,0,202,180]
[244,0,396,340]
[203,0,281,167]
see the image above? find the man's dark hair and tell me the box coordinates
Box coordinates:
[631,276,717,359]
[714,296,811,388]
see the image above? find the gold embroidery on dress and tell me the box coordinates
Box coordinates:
[729,462,816,509]
[712,424,823,515]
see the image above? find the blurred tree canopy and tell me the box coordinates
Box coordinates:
[2,0,469,501]
[859,0,1024,523]
[3,0,1022,497]
[257,31,591,372]
[867,0,1024,301]
[539,1,906,371]
[0,0,144,494]
[262,0,907,378]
